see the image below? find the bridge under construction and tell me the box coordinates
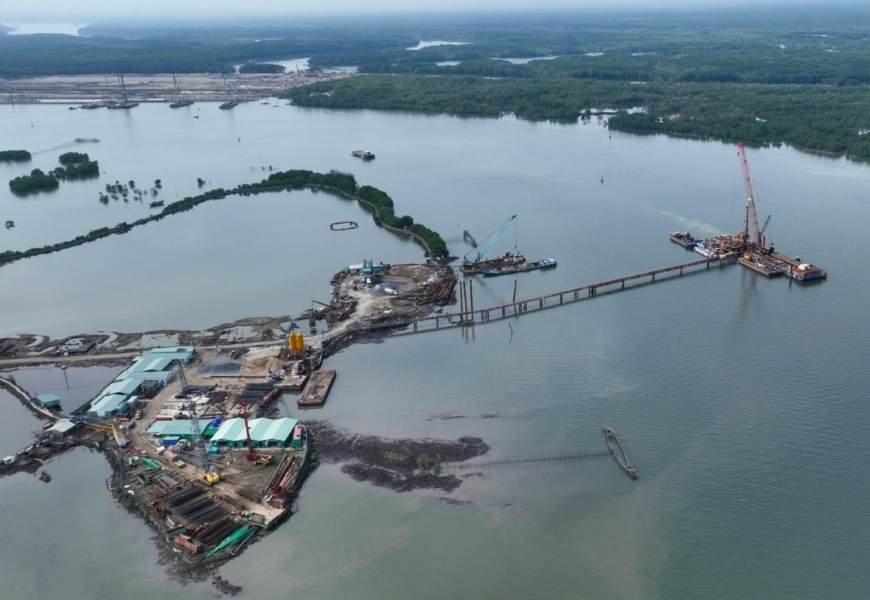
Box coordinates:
[346,254,736,337]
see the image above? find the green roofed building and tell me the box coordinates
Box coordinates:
[35,393,61,409]
[210,418,298,449]
[147,419,220,441]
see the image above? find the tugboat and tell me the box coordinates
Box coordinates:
[669,231,695,249]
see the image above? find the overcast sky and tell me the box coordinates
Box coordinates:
[2,0,856,24]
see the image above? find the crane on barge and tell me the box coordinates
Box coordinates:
[737,142,773,254]
[460,214,525,274]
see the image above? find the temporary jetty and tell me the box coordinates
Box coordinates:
[297,370,336,407]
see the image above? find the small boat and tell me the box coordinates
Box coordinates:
[75,138,100,143]
[68,106,77,110]
[149,201,164,208]
[669,231,695,249]
[351,150,375,160]
[482,257,556,277]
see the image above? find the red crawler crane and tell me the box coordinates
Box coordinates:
[737,142,773,253]
[239,401,264,462]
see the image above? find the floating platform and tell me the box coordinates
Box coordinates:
[297,370,336,407]
[277,372,309,392]
[460,251,526,275]
[482,257,556,277]
[738,254,782,277]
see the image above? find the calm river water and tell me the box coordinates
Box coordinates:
[1,102,868,599]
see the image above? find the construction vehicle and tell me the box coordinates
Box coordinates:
[239,401,272,465]
[460,215,527,274]
[462,214,519,268]
[188,400,221,485]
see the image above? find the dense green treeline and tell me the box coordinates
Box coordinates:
[291,75,870,157]
[0,31,413,78]
[237,63,285,74]
[353,50,870,86]
[0,150,31,162]
[1,169,448,267]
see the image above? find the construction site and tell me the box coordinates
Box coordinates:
[0,260,461,573]
[670,142,827,282]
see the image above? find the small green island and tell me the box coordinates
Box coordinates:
[9,169,59,195]
[52,152,100,180]
[0,150,32,162]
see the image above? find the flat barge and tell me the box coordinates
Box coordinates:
[297,370,336,407]
[738,253,782,278]
[460,251,526,275]
[351,150,375,160]
[482,257,557,277]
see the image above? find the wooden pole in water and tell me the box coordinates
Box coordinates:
[469,279,474,313]
[512,279,518,303]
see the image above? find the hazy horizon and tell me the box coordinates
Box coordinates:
[2,1,866,27]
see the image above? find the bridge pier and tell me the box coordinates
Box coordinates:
[413,321,418,331]
[621,281,625,289]
[652,273,656,282]
[559,294,563,304]
[539,298,543,308]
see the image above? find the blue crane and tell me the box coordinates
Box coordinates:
[463,214,518,267]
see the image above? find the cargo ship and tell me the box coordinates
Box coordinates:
[669,231,695,248]
[482,257,556,277]
[351,150,375,160]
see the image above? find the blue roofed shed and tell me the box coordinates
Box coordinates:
[35,393,61,409]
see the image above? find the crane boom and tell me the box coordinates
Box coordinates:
[737,142,764,249]
[463,214,517,266]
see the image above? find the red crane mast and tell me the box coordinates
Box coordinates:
[737,142,765,250]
